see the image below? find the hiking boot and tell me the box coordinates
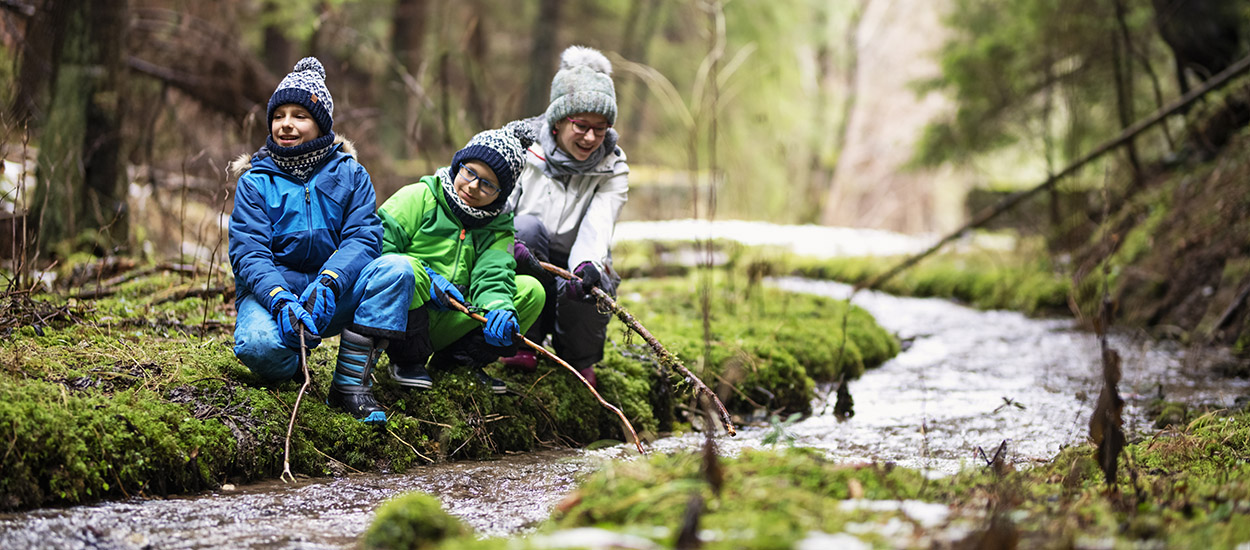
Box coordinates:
[390,362,433,389]
[576,366,598,389]
[472,366,507,394]
[499,349,538,373]
[327,384,387,424]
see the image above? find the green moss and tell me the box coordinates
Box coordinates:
[1,269,899,510]
[362,492,470,550]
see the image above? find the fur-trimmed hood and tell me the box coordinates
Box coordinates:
[228,134,357,179]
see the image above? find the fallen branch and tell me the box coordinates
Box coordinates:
[856,50,1250,293]
[539,261,737,437]
[281,331,312,483]
[447,297,647,454]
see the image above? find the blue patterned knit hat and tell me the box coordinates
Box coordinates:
[267,57,334,135]
[545,46,617,127]
[450,120,538,199]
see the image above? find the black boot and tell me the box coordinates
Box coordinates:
[432,329,508,395]
[327,328,388,424]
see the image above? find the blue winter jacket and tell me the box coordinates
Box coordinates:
[229,139,383,313]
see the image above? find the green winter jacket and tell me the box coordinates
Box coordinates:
[378,174,518,313]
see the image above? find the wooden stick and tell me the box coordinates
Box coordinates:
[447,298,647,454]
[281,330,312,483]
[539,261,737,437]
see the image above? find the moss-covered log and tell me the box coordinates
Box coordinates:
[0,268,897,511]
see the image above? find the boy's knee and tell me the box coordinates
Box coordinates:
[234,328,297,383]
[368,254,416,282]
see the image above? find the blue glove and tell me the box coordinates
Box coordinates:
[298,275,338,333]
[270,291,321,350]
[566,261,613,302]
[483,309,519,347]
[425,265,464,311]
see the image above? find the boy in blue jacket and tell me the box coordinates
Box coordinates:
[229,57,411,424]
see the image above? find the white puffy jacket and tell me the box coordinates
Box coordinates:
[511,143,629,271]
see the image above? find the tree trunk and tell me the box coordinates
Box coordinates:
[522,0,561,117]
[620,0,664,140]
[10,0,70,126]
[262,2,295,77]
[34,0,129,256]
[388,0,429,155]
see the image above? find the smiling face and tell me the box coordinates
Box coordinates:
[554,112,610,161]
[270,104,322,148]
[453,160,501,208]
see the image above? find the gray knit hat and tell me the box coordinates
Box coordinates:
[544,46,617,127]
[267,57,335,135]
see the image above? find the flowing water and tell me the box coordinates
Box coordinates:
[2,278,1247,549]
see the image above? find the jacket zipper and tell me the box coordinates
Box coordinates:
[452,228,466,283]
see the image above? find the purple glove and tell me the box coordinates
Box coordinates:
[510,240,543,276]
[565,261,613,302]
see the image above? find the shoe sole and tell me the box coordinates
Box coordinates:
[390,366,433,389]
[360,411,387,424]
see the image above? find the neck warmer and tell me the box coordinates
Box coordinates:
[536,118,619,179]
[265,132,337,181]
[437,166,506,229]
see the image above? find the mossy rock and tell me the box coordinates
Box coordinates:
[362,492,470,550]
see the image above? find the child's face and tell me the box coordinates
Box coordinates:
[454,160,501,208]
[554,112,610,162]
[270,104,321,148]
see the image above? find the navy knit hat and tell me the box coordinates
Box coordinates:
[545,46,617,127]
[267,57,334,135]
[450,120,538,199]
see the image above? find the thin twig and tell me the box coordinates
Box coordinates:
[281,331,312,483]
[539,261,737,436]
[447,297,648,454]
[388,428,434,463]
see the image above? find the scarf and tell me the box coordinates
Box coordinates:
[264,132,337,181]
[533,117,619,180]
[437,166,507,229]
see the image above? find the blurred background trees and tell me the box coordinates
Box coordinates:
[0,0,1247,261]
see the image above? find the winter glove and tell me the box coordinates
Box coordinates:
[483,309,520,348]
[509,240,543,277]
[425,265,465,311]
[298,275,338,333]
[566,261,613,302]
[270,290,321,350]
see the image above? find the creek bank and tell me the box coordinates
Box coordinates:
[0,268,897,511]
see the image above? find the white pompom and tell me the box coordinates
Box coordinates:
[559,45,612,75]
[293,57,326,79]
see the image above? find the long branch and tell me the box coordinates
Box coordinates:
[447,298,647,454]
[281,332,312,483]
[539,261,737,436]
[857,50,1250,293]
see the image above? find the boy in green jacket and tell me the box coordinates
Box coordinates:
[376,123,545,393]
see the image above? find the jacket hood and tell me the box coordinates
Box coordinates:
[229,135,357,179]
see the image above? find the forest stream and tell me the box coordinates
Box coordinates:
[1,277,1247,549]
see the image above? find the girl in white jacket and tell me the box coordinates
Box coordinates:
[505,45,629,387]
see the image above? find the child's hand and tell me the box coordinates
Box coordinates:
[510,241,543,276]
[483,309,519,347]
[566,261,613,302]
[299,275,338,332]
[271,291,321,350]
[424,266,465,310]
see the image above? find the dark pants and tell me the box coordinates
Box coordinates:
[514,214,619,370]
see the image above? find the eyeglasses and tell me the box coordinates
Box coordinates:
[458,163,500,196]
[565,117,611,137]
